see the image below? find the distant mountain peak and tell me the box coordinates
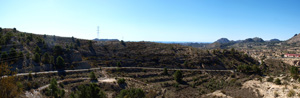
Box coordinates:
[215,38,230,43]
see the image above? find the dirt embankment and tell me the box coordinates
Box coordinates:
[242,76,300,98]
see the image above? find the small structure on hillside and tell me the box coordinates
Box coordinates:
[284,54,300,58]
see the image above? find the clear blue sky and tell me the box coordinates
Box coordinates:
[1,0,300,42]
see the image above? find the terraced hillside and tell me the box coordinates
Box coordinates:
[0,28,258,72]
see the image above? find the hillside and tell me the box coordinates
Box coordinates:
[2,28,299,98]
[287,33,300,44]
[0,28,259,73]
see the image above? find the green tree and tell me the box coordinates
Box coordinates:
[1,52,8,60]
[18,51,23,58]
[117,78,126,85]
[13,28,17,33]
[34,46,41,54]
[45,78,65,98]
[9,48,17,58]
[88,41,93,48]
[89,72,97,81]
[50,56,55,65]
[26,33,33,41]
[72,36,75,42]
[53,35,56,41]
[173,70,183,83]
[56,56,65,69]
[163,68,168,75]
[117,61,122,67]
[33,53,40,63]
[274,78,281,85]
[237,65,251,73]
[290,66,298,79]
[76,39,81,47]
[120,40,126,46]
[53,45,63,56]
[73,84,106,98]
[0,27,2,32]
[117,88,145,98]
[42,52,50,64]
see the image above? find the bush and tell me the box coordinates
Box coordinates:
[274,92,279,97]
[117,88,145,98]
[274,78,281,85]
[267,77,274,82]
[287,89,295,97]
[117,78,126,85]
[173,70,183,83]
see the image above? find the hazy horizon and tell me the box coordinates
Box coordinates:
[1,0,300,42]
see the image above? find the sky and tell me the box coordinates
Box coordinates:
[1,0,300,42]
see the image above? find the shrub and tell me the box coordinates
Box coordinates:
[274,91,279,97]
[287,89,295,97]
[274,78,281,85]
[117,78,126,85]
[173,70,183,83]
[117,88,145,98]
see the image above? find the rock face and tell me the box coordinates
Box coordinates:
[287,33,300,44]
[215,38,230,43]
